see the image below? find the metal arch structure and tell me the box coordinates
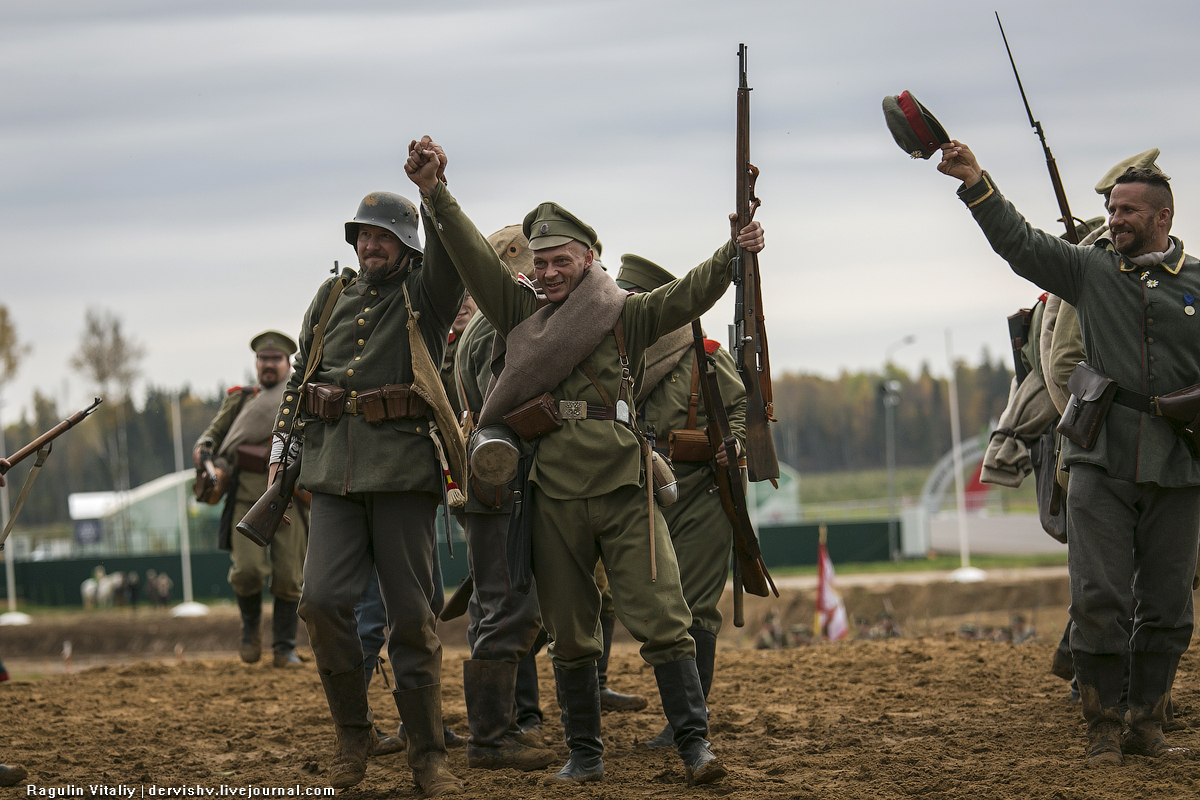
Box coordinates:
[918,433,989,519]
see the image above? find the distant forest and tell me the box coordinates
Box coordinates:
[1,351,1014,528]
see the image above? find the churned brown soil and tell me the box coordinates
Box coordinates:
[3,575,1200,799]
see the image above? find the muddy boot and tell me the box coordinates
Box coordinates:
[373,726,403,756]
[644,628,716,749]
[655,658,726,786]
[393,685,464,797]
[0,765,28,787]
[464,660,556,770]
[1124,652,1190,758]
[1075,653,1125,766]
[514,644,544,734]
[598,614,647,712]
[272,598,302,667]
[396,724,464,749]
[544,665,604,785]
[320,667,374,788]
[236,593,263,664]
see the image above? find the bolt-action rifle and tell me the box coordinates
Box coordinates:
[691,321,777,627]
[996,13,1082,244]
[236,438,301,547]
[1,397,102,549]
[732,43,779,484]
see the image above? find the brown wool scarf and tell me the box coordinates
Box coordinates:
[636,326,694,404]
[478,266,629,427]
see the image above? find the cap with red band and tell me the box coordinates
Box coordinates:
[882,90,951,160]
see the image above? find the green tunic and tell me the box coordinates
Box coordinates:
[961,173,1200,487]
[421,181,737,499]
[275,216,464,496]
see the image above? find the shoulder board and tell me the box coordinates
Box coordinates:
[226,386,244,395]
[703,339,721,356]
[1037,292,1049,305]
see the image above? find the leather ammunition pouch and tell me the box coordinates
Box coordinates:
[305,382,427,425]
[668,429,714,463]
[1057,362,1117,450]
[304,382,345,424]
[235,443,270,474]
[503,393,563,441]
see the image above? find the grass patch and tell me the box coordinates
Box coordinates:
[768,551,1068,578]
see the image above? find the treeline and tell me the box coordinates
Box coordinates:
[770,350,1013,473]
[2,351,1014,528]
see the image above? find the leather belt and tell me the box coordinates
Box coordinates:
[1114,387,1157,415]
[558,400,617,421]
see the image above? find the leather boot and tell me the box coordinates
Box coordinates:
[514,642,545,734]
[464,660,556,770]
[644,629,717,749]
[319,667,374,788]
[272,598,302,667]
[544,665,604,785]
[598,614,647,712]
[1125,652,1190,758]
[397,724,464,749]
[393,685,464,797]
[1050,622,1075,681]
[654,658,726,786]
[1074,652,1126,766]
[0,765,28,787]
[236,593,263,664]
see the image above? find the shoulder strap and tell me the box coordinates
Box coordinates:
[301,274,355,387]
[685,352,701,430]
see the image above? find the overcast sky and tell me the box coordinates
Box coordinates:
[3,0,1199,421]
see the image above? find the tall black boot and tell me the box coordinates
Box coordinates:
[654,658,726,786]
[1125,652,1189,758]
[514,632,546,733]
[1051,622,1074,681]
[236,593,263,664]
[1073,652,1126,766]
[544,665,604,785]
[598,614,647,712]
[272,598,302,667]
[464,660,556,770]
[393,685,464,797]
[644,629,717,749]
[319,666,374,788]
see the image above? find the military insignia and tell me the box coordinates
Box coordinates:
[539,223,549,234]
[559,400,587,420]
[1186,293,1196,316]
[364,194,378,206]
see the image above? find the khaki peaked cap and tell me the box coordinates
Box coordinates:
[1095,148,1163,196]
[250,330,297,356]
[522,202,598,252]
[486,225,534,277]
[615,254,676,292]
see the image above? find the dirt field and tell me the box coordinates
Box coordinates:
[3,574,1200,799]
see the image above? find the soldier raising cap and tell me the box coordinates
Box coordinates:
[615,254,675,293]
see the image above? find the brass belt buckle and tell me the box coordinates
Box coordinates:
[559,400,587,420]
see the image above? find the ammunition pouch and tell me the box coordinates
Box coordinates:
[668,429,714,463]
[235,443,269,474]
[1114,382,1200,460]
[304,382,345,423]
[503,393,563,441]
[1057,363,1117,450]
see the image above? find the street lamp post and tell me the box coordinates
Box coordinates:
[883,335,915,560]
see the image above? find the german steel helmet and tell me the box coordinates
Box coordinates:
[345,192,423,254]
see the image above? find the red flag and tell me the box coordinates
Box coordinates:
[815,537,849,641]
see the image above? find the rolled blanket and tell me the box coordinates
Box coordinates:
[981,373,1058,487]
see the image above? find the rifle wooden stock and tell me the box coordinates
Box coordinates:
[692,321,777,603]
[0,398,102,475]
[237,453,301,547]
[734,43,779,482]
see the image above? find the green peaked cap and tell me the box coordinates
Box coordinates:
[522,202,598,251]
[615,254,675,292]
[1095,148,1162,196]
[250,330,297,355]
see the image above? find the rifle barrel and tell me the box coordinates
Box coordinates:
[1,397,102,474]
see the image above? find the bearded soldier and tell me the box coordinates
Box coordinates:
[194,331,306,667]
[406,135,763,786]
[271,186,466,797]
[613,255,746,748]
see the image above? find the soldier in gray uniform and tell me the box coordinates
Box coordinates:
[271,188,465,797]
[407,135,763,787]
[613,255,747,748]
[194,331,306,667]
[939,141,1198,765]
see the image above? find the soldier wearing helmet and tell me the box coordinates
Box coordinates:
[270,177,466,796]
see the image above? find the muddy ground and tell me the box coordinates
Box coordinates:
[3,573,1200,799]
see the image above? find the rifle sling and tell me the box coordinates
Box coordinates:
[1,443,52,550]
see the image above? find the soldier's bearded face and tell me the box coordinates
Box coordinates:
[533,242,592,304]
[1107,183,1169,257]
[256,352,289,388]
[356,224,404,277]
